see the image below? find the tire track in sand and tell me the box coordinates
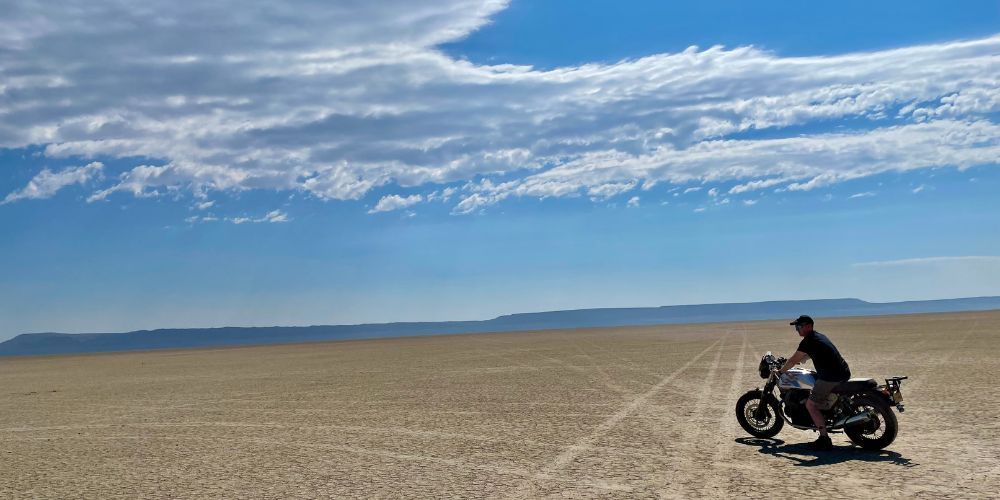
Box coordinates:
[650,331,729,497]
[472,336,632,397]
[564,337,643,397]
[572,334,667,382]
[699,329,749,498]
[502,334,726,499]
[17,433,636,493]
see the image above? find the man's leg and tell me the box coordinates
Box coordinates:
[806,398,827,437]
[806,380,836,450]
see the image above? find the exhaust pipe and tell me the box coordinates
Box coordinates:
[832,411,873,429]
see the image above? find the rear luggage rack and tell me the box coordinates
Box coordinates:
[881,376,908,412]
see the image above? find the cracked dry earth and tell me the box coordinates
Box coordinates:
[2,310,998,499]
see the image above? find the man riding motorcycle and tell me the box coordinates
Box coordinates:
[774,315,851,450]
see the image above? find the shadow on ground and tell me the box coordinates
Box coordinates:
[735,437,918,468]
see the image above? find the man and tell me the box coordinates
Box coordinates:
[774,315,851,451]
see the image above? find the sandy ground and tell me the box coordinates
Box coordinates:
[1,310,998,499]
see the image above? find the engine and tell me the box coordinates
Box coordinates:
[782,389,813,426]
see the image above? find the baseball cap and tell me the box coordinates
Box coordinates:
[790,315,814,326]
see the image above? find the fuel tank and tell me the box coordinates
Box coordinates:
[778,368,816,390]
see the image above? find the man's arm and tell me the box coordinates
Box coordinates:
[777,351,808,374]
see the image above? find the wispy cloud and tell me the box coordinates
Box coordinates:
[1,1,997,214]
[2,162,103,204]
[912,184,926,194]
[185,215,219,224]
[849,191,877,199]
[626,196,640,208]
[729,178,786,194]
[230,210,289,224]
[588,181,638,201]
[853,256,1000,268]
[188,210,289,225]
[426,187,457,203]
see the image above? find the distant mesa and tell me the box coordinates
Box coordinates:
[2,297,999,357]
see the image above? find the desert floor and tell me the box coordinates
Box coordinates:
[2,310,998,498]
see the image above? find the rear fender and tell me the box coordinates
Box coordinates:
[851,389,894,406]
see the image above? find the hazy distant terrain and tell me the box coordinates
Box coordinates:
[1,311,997,497]
[3,296,1000,357]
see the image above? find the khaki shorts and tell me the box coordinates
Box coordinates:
[809,379,840,410]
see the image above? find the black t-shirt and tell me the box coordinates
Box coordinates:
[797,331,851,381]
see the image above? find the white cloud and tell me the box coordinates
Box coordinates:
[849,191,877,199]
[451,119,998,210]
[707,187,719,197]
[912,184,926,194]
[742,199,758,206]
[2,162,103,204]
[195,200,215,210]
[626,196,640,208]
[368,194,424,213]
[683,187,703,194]
[0,1,997,213]
[853,256,1000,268]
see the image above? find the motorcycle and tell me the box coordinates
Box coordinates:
[735,352,907,450]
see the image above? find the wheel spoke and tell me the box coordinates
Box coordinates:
[744,401,773,430]
[737,392,784,438]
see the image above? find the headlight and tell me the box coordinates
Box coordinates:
[758,357,771,379]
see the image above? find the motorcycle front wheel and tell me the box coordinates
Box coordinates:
[736,390,784,438]
[844,393,898,450]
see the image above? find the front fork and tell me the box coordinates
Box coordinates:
[753,376,780,421]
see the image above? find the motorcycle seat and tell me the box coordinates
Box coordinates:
[832,378,878,393]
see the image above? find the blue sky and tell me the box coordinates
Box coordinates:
[1,1,998,339]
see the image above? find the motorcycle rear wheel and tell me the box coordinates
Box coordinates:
[736,390,784,438]
[844,393,898,450]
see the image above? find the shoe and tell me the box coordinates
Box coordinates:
[808,435,833,451]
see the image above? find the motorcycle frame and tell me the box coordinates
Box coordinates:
[757,372,848,432]
[756,370,908,432]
